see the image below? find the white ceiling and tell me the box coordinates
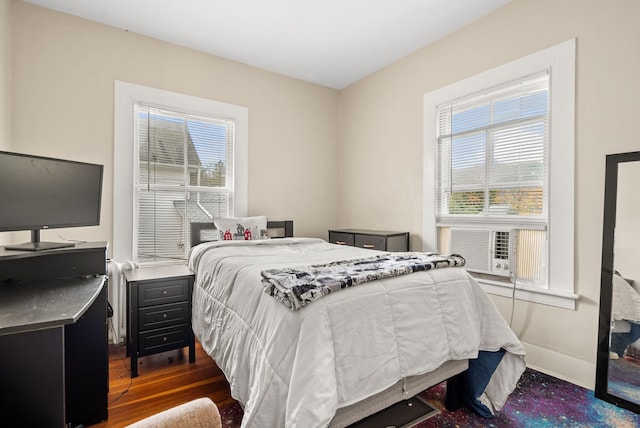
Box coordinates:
[22,0,511,89]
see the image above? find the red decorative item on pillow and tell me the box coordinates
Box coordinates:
[214,216,268,241]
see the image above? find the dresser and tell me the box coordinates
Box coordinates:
[328,229,410,252]
[125,264,196,378]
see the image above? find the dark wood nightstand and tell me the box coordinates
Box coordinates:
[125,265,195,378]
[328,229,410,252]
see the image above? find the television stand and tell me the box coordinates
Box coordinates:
[3,229,75,251]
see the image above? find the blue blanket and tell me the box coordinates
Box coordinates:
[466,350,507,417]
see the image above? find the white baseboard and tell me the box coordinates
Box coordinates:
[522,342,595,390]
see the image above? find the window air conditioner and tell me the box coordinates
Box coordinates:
[448,228,517,277]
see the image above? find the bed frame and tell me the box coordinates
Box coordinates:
[331,361,467,427]
[189,219,467,426]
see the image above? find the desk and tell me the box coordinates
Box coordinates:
[0,243,108,428]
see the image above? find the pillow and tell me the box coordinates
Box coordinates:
[214,216,269,241]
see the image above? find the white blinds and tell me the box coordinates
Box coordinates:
[436,72,549,221]
[134,105,236,263]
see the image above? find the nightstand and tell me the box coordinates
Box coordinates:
[125,265,195,378]
[328,229,410,252]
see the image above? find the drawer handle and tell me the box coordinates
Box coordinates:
[163,336,168,342]
[162,313,168,319]
[363,244,376,249]
[162,290,168,295]
[336,241,347,245]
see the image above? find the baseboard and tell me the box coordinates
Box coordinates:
[522,341,595,390]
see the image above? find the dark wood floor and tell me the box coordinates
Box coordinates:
[91,341,238,427]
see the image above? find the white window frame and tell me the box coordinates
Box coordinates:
[114,81,248,263]
[423,39,577,309]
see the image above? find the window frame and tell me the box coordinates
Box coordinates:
[423,39,577,309]
[114,81,248,263]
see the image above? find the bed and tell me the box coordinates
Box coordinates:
[188,220,526,427]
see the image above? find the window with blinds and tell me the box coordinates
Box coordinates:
[436,72,548,220]
[436,72,549,286]
[134,105,236,263]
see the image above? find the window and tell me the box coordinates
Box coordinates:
[423,40,576,309]
[134,105,236,262]
[436,72,549,286]
[114,82,248,264]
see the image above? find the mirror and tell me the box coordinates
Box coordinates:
[596,151,640,413]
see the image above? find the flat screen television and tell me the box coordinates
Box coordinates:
[0,151,103,251]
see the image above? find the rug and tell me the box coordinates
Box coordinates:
[218,368,640,427]
[416,368,640,428]
[607,355,640,405]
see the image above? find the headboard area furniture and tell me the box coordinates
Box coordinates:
[190,220,294,248]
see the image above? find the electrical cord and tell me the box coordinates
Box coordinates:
[108,316,133,404]
[508,230,518,329]
[509,271,517,328]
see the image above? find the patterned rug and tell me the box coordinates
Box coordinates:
[607,355,640,405]
[218,368,640,427]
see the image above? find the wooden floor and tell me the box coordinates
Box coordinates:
[91,341,237,427]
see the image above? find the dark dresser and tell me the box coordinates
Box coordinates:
[328,229,410,252]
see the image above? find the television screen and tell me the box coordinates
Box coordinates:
[0,151,103,251]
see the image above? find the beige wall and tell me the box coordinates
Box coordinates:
[8,0,339,247]
[0,0,10,151]
[339,0,640,388]
[0,0,11,246]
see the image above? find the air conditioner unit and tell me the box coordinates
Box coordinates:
[448,228,517,277]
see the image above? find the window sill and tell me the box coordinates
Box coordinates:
[477,278,579,310]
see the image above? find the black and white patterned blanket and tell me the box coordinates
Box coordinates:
[261,252,466,310]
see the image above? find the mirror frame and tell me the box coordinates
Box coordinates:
[595,150,640,413]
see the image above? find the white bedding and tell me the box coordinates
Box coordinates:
[189,237,526,428]
[612,273,640,322]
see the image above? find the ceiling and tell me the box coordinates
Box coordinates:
[22,0,511,89]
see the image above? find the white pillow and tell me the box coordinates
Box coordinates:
[214,216,268,241]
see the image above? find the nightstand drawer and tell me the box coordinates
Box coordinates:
[139,302,189,330]
[328,231,355,246]
[138,324,190,355]
[137,278,190,307]
[355,234,386,250]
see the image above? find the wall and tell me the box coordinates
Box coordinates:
[0,0,11,246]
[0,0,9,152]
[338,0,640,388]
[7,0,340,247]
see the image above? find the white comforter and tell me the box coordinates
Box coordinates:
[189,238,526,428]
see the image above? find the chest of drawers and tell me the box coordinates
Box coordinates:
[125,265,195,377]
[328,229,410,252]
